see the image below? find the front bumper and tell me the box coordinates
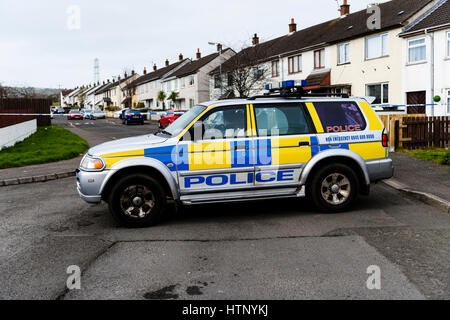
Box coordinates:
[76,168,110,204]
[366,158,394,182]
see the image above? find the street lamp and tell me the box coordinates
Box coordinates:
[208,41,223,97]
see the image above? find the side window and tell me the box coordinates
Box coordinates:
[313,102,366,133]
[200,107,246,140]
[254,104,311,136]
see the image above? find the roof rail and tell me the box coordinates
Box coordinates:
[247,86,349,100]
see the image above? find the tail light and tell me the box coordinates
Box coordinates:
[126,114,131,117]
[382,131,389,148]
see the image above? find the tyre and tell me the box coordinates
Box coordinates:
[108,174,166,228]
[141,121,144,125]
[308,163,359,213]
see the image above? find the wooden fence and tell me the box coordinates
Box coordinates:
[0,98,51,128]
[399,116,450,149]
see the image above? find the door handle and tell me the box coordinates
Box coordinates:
[298,141,310,147]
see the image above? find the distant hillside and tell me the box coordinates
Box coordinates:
[0,86,65,99]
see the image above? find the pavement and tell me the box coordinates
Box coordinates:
[383,152,450,213]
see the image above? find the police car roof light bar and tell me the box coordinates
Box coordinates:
[248,85,349,100]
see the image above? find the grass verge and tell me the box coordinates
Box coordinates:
[0,126,89,169]
[400,148,450,166]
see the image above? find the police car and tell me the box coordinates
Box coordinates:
[76,82,393,227]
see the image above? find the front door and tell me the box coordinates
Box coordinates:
[407,91,426,114]
[177,105,254,194]
[251,103,317,188]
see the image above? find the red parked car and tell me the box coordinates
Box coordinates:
[68,110,84,120]
[158,110,186,128]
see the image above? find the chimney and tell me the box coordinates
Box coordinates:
[153,64,157,71]
[143,67,147,74]
[196,48,201,59]
[179,53,183,61]
[107,79,110,83]
[217,44,222,53]
[340,0,350,16]
[289,18,297,33]
[131,70,135,75]
[165,59,169,67]
[124,72,127,78]
[252,34,259,45]
[118,75,121,80]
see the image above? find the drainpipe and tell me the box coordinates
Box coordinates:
[279,54,284,82]
[426,29,435,117]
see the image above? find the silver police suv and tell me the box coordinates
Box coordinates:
[77,88,393,227]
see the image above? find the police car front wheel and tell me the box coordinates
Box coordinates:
[108,174,166,228]
[308,163,358,213]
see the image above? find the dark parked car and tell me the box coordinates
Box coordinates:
[122,109,144,125]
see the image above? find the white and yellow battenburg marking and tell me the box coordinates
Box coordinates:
[99,101,387,171]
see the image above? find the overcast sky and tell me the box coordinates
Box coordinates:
[0,0,389,89]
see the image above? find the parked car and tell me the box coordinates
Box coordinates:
[83,109,95,120]
[119,109,130,120]
[92,110,106,119]
[159,110,186,128]
[67,110,84,120]
[122,109,144,125]
[77,83,393,228]
[56,108,66,114]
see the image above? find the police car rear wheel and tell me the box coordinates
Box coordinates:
[108,174,166,227]
[309,163,358,213]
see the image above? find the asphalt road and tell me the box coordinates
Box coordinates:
[52,117,160,140]
[0,119,449,300]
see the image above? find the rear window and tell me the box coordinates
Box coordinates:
[313,102,366,133]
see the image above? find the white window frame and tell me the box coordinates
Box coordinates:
[408,37,426,63]
[365,33,388,60]
[337,43,350,65]
[366,82,389,105]
[447,31,450,57]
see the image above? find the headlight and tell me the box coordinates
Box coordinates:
[80,155,105,171]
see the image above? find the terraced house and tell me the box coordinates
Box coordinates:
[132,58,190,109]
[400,0,450,116]
[210,0,441,113]
[160,47,235,109]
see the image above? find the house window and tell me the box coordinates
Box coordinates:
[366,83,389,105]
[174,79,178,90]
[181,77,185,88]
[447,32,450,57]
[189,99,194,108]
[214,74,221,89]
[189,75,195,86]
[271,60,279,77]
[338,43,350,64]
[314,49,325,69]
[366,33,388,59]
[447,90,450,114]
[227,72,234,86]
[408,38,426,63]
[288,55,302,73]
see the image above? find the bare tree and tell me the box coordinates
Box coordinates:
[212,44,271,99]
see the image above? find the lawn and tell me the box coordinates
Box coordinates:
[0,126,89,169]
[401,148,450,166]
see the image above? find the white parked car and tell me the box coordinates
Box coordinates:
[113,111,122,119]
[93,110,106,119]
